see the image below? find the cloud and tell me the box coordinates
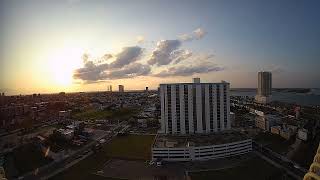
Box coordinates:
[153,53,221,77]
[73,28,217,83]
[82,53,89,63]
[147,39,182,66]
[73,61,109,81]
[179,34,194,42]
[73,47,145,83]
[268,64,285,73]
[153,62,224,77]
[171,49,192,64]
[147,28,208,66]
[179,28,207,42]
[102,53,113,60]
[106,63,151,79]
[136,35,145,43]
[193,28,207,39]
[260,64,285,74]
[110,46,143,68]
[73,60,150,83]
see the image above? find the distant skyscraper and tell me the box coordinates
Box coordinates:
[255,71,272,104]
[193,77,201,83]
[145,87,149,91]
[107,85,112,92]
[159,78,230,135]
[119,85,124,92]
[258,71,272,96]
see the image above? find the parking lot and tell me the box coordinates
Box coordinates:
[94,159,185,180]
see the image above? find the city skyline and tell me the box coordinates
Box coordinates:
[1,0,320,95]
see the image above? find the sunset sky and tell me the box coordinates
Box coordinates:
[1,0,320,95]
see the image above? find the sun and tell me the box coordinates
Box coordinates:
[48,47,83,87]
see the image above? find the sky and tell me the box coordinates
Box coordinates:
[0,0,320,95]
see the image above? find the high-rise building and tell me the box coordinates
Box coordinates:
[145,87,149,91]
[118,85,124,92]
[258,71,272,96]
[107,85,112,92]
[255,71,272,104]
[159,78,230,135]
[193,77,201,83]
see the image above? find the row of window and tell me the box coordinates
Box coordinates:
[164,84,229,133]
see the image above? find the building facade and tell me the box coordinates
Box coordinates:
[255,71,272,104]
[152,139,252,161]
[159,79,230,134]
[255,114,278,131]
[118,85,124,92]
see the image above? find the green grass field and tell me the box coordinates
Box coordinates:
[104,135,155,160]
[190,156,285,180]
[50,135,155,180]
[72,108,139,121]
[72,109,113,120]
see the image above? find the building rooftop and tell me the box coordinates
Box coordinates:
[57,128,74,135]
[153,131,250,148]
[159,82,229,85]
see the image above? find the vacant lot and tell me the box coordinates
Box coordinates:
[190,156,285,180]
[50,135,155,180]
[104,135,155,160]
[73,108,139,121]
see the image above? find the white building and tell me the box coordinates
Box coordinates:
[159,78,230,135]
[152,133,252,161]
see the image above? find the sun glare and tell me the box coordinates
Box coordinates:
[48,47,83,87]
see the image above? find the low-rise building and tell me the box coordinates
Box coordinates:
[298,128,308,141]
[59,110,71,120]
[271,126,281,135]
[279,125,297,140]
[230,112,235,126]
[57,128,74,139]
[152,132,252,161]
[280,129,291,140]
[255,114,278,131]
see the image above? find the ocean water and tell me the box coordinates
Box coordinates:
[231,88,320,106]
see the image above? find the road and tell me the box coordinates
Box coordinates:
[0,119,59,138]
[16,121,129,180]
[253,141,307,179]
[0,120,59,155]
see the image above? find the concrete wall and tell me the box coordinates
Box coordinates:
[152,139,252,161]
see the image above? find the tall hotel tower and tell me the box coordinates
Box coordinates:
[255,71,272,104]
[159,78,230,135]
[118,85,124,92]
